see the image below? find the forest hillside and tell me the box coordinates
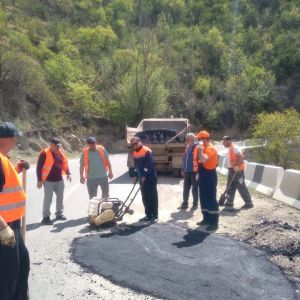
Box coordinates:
[0,0,300,133]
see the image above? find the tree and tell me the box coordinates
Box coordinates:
[115,29,169,124]
[251,109,300,168]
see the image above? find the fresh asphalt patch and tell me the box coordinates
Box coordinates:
[71,222,297,300]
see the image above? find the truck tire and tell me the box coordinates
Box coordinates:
[128,167,135,177]
[172,168,181,178]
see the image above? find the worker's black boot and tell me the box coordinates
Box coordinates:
[178,202,188,210]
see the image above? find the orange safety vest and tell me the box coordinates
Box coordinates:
[133,145,151,158]
[229,144,245,171]
[0,153,26,223]
[83,145,109,179]
[199,143,218,170]
[41,148,69,182]
[184,144,199,172]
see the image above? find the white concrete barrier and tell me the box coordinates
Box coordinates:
[217,155,228,175]
[245,163,284,197]
[245,162,258,183]
[273,169,300,209]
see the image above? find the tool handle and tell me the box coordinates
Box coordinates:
[21,169,27,242]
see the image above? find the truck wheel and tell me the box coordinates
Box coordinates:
[172,168,181,178]
[128,167,135,177]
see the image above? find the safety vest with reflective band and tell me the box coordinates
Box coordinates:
[229,144,245,171]
[0,153,26,223]
[83,145,109,179]
[133,145,151,159]
[41,148,69,182]
[199,143,218,170]
[184,144,199,172]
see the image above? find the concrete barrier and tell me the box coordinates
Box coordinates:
[245,163,284,197]
[217,155,228,176]
[273,169,300,209]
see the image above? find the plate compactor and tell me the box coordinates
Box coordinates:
[88,183,140,226]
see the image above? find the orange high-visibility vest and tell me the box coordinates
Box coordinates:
[0,153,26,223]
[133,145,151,159]
[83,145,109,179]
[229,144,245,171]
[199,143,218,170]
[41,148,69,182]
[184,144,199,172]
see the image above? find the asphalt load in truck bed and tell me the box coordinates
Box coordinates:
[71,223,297,300]
[135,129,183,144]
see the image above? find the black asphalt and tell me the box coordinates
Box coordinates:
[72,223,296,300]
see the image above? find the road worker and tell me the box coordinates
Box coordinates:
[80,136,113,199]
[222,136,253,209]
[179,133,199,210]
[0,122,30,300]
[37,137,72,225]
[196,131,219,231]
[131,137,158,222]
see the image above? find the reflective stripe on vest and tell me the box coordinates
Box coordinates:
[133,146,151,159]
[229,145,245,171]
[41,148,69,181]
[83,145,109,179]
[0,200,26,211]
[0,153,26,223]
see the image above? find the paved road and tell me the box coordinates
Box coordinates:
[25,154,297,300]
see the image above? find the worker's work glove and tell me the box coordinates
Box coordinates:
[17,160,30,172]
[67,174,72,182]
[80,177,86,184]
[0,225,16,247]
[234,166,240,172]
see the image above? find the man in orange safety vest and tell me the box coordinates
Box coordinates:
[80,136,113,199]
[0,122,30,300]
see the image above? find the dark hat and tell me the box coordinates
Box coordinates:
[86,136,96,144]
[222,136,232,141]
[50,137,61,145]
[0,122,22,138]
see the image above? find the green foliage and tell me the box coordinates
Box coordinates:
[0,0,300,131]
[251,109,300,168]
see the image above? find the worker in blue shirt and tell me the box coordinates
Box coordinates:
[179,133,199,210]
[131,137,158,222]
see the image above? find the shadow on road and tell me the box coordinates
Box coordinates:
[169,209,195,222]
[51,217,87,233]
[157,176,181,185]
[219,208,241,216]
[27,222,42,232]
[99,221,152,238]
[110,172,133,184]
[172,229,210,248]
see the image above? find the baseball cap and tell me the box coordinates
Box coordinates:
[86,136,96,144]
[0,122,22,138]
[196,130,210,139]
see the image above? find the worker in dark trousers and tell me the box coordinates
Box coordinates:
[196,131,219,231]
[131,137,158,222]
[0,122,30,300]
[179,133,199,210]
[222,136,253,209]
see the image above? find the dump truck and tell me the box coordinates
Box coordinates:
[126,118,190,177]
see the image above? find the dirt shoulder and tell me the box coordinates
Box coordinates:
[218,184,300,294]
